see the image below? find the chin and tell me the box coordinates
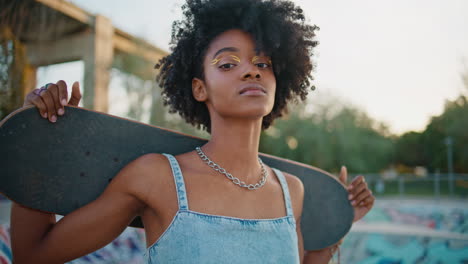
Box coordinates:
[243,107,273,119]
[215,101,274,120]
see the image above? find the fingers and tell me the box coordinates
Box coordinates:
[46,82,65,117]
[338,166,348,185]
[353,188,373,206]
[39,88,58,123]
[349,177,367,196]
[347,175,365,191]
[68,81,82,106]
[57,80,68,107]
[359,193,375,207]
[348,175,375,206]
[25,90,48,118]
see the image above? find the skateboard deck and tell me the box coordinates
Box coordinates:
[0,106,353,250]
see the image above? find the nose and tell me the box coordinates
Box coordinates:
[242,65,261,80]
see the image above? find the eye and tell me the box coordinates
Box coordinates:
[219,63,236,70]
[256,62,271,69]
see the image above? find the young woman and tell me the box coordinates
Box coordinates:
[13,0,375,263]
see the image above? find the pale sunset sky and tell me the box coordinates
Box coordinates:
[37,0,468,135]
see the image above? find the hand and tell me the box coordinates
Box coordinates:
[339,166,375,222]
[304,239,343,263]
[23,80,82,123]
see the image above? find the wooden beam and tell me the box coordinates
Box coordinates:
[114,28,167,56]
[26,31,91,67]
[35,0,93,25]
[113,34,167,65]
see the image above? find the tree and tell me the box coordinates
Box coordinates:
[422,95,468,172]
[394,131,426,168]
[260,98,394,174]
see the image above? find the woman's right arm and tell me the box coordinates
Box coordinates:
[10,154,153,264]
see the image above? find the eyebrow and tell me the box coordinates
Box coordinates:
[212,47,239,59]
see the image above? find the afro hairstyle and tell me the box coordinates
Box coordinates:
[156,0,319,132]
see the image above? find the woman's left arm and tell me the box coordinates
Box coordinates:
[300,166,376,263]
[284,173,333,264]
[299,219,337,264]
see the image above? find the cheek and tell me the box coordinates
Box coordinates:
[267,75,277,110]
[267,72,277,95]
[203,76,233,105]
[203,67,238,97]
[203,65,225,87]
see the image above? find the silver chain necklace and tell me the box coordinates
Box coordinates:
[195,146,268,190]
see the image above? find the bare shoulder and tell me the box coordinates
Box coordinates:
[109,153,172,207]
[283,172,304,197]
[114,153,168,182]
[282,172,305,220]
[127,153,170,172]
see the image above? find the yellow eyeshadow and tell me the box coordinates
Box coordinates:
[229,55,241,62]
[211,55,270,66]
[251,56,272,65]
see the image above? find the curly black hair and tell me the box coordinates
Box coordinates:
[156,0,319,132]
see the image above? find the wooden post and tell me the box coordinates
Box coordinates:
[83,15,114,112]
[22,64,38,96]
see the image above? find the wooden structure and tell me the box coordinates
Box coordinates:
[4,0,167,112]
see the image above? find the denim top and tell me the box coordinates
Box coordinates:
[144,154,299,263]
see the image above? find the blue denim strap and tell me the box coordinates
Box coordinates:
[163,154,189,210]
[272,168,294,217]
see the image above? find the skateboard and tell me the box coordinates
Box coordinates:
[0,106,353,250]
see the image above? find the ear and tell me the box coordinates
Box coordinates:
[192,78,208,102]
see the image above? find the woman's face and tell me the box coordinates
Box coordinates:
[194,29,276,122]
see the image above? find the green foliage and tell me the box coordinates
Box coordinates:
[260,102,394,174]
[423,95,468,172]
[394,95,468,173]
[394,64,468,173]
[394,131,426,167]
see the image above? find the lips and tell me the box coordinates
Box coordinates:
[239,83,267,95]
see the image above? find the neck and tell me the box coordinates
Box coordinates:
[200,115,263,183]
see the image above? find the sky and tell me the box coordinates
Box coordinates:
[38,0,468,135]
